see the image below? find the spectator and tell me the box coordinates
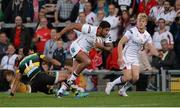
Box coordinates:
[149,0,165,22]
[170,12,180,64]
[0,32,8,61]
[103,4,120,43]
[94,0,108,16]
[4,0,34,23]
[35,8,53,30]
[0,0,4,22]
[84,2,97,25]
[17,47,24,60]
[111,0,136,16]
[0,44,18,73]
[10,16,31,49]
[176,0,180,13]
[75,12,86,24]
[63,31,77,64]
[118,10,132,41]
[42,0,57,23]
[75,12,86,37]
[156,0,176,26]
[93,10,105,26]
[54,0,75,23]
[53,40,66,70]
[32,0,40,22]
[138,0,157,15]
[44,29,58,59]
[152,39,178,70]
[33,17,51,53]
[70,0,87,22]
[153,18,174,51]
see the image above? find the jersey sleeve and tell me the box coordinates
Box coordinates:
[147,35,153,44]
[124,30,133,40]
[81,24,94,34]
[104,34,112,43]
[39,54,45,60]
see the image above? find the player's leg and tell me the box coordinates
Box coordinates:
[67,51,91,85]
[131,65,140,83]
[119,65,140,96]
[105,68,132,95]
[57,51,91,97]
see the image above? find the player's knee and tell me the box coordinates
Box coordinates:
[123,75,132,82]
[132,75,139,82]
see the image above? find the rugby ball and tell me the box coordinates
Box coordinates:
[95,37,104,45]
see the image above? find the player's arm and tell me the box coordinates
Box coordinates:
[41,55,61,67]
[146,43,160,57]
[101,43,113,52]
[58,23,83,39]
[10,70,22,97]
[118,36,128,65]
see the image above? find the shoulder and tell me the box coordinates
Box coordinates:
[145,30,151,36]
[128,27,136,34]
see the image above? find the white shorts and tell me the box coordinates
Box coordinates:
[70,42,87,58]
[120,57,139,70]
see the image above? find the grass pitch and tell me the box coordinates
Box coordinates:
[0,91,180,107]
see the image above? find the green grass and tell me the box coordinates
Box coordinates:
[0,91,180,107]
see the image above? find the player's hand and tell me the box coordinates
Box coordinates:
[94,42,104,49]
[118,57,124,66]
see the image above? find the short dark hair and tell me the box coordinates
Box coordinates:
[99,21,111,29]
[158,18,166,23]
[0,31,6,35]
[23,46,36,56]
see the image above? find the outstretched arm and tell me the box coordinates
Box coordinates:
[58,23,83,39]
[10,71,22,97]
[42,56,61,67]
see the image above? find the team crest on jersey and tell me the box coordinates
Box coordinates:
[71,47,76,53]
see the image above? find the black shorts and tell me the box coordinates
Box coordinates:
[30,72,56,94]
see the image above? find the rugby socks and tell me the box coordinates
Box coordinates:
[112,76,122,86]
[69,71,79,82]
[122,82,133,91]
[58,84,67,94]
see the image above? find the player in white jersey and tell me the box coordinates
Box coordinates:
[105,13,160,96]
[57,21,113,98]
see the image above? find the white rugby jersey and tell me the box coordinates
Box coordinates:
[86,12,97,25]
[152,30,174,49]
[123,27,152,61]
[156,10,176,22]
[74,24,112,52]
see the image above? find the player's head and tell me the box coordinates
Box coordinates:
[136,13,148,30]
[23,47,35,56]
[97,21,111,37]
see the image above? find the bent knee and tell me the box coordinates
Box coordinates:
[123,75,132,82]
[132,75,139,82]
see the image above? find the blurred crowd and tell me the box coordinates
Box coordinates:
[0,0,180,92]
